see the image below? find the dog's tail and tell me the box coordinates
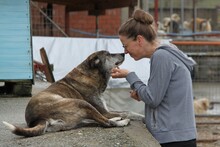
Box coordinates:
[2,121,47,137]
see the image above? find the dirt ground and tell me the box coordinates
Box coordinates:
[196,116,220,147]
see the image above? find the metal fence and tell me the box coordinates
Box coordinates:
[31,2,67,37]
[173,41,220,105]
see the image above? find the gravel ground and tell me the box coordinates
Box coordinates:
[0,79,160,147]
[1,121,156,147]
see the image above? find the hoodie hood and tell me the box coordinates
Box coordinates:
[157,43,196,72]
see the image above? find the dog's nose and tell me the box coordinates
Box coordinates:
[120,53,125,57]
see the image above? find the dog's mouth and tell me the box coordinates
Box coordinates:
[115,61,123,67]
[112,53,125,67]
[115,61,121,66]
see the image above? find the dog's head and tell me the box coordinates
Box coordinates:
[76,50,124,92]
[87,50,125,72]
[71,51,124,93]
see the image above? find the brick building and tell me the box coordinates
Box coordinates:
[31,2,134,38]
[30,0,220,38]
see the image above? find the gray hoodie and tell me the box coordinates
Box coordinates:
[126,43,197,144]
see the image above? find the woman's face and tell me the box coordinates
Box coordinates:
[119,35,153,60]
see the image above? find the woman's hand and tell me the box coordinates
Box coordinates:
[111,68,130,78]
[130,90,141,101]
[111,68,140,101]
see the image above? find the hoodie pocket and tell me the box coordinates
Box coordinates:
[151,109,158,131]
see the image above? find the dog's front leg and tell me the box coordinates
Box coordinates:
[102,111,125,119]
[105,111,145,121]
[86,96,111,115]
[87,97,144,120]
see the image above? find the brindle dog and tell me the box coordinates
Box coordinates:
[3,50,139,137]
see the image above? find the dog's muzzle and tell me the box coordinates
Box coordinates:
[114,53,125,66]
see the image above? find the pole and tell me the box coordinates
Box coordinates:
[170,0,173,33]
[154,0,158,30]
[181,0,184,33]
[193,0,197,33]
[96,15,99,38]
[193,0,197,40]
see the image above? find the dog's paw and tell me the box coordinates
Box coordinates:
[109,118,130,127]
[115,119,130,127]
[109,117,122,121]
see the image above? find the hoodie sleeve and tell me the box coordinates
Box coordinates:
[126,50,175,108]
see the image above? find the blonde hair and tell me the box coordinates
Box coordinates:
[118,9,157,42]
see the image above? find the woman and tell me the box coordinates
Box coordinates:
[111,9,197,147]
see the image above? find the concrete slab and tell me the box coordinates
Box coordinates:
[0,80,160,147]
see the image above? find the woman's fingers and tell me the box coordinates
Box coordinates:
[111,68,120,78]
[130,90,141,101]
[111,68,129,78]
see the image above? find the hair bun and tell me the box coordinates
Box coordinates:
[132,9,154,25]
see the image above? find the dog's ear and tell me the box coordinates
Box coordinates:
[89,56,101,68]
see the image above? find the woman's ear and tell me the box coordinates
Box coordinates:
[136,35,143,46]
